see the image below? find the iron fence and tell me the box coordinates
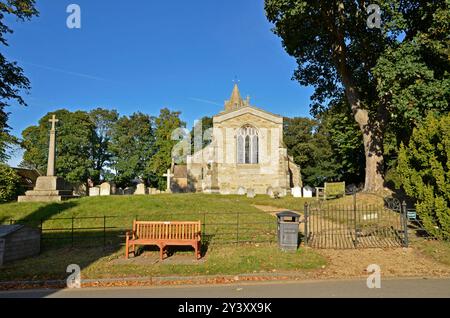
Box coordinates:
[304,193,409,249]
[2,211,277,249]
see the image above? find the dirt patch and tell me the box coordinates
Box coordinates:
[252,205,302,217]
[254,205,450,279]
[314,247,450,279]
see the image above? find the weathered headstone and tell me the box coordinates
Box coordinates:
[291,186,302,198]
[134,184,147,195]
[266,186,274,197]
[110,183,117,195]
[89,187,100,197]
[237,186,246,195]
[124,187,134,195]
[246,188,256,198]
[303,186,313,198]
[116,188,124,195]
[100,182,111,196]
[149,188,157,195]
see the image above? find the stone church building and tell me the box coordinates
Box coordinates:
[172,84,301,196]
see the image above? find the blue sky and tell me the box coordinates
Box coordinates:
[5,0,314,166]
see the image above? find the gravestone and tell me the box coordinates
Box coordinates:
[149,188,157,195]
[291,186,302,198]
[89,187,100,197]
[134,184,147,195]
[110,183,117,195]
[246,188,256,198]
[116,188,124,195]
[266,186,274,197]
[124,187,135,195]
[237,186,246,195]
[303,186,313,198]
[100,182,111,196]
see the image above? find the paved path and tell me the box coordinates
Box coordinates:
[1,278,450,298]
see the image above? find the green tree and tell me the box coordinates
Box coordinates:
[146,108,185,189]
[321,99,365,184]
[265,0,449,192]
[89,108,118,183]
[21,109,96,185]
[0,0,38,161]
[109,112,155,187]
[284,116,339,186]
[0,163,21,203]
[190,116,213,154]
[398,113,450,240]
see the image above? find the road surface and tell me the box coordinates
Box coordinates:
[1,278,449,298]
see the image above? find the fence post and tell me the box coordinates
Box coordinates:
[402,201,409,247]
[304,203,309,245]
[103,216,106,248]
[203,212,206,237]
[353,199,358,248]
[236,211,240,245]
[40,218,43,249]
[71,216,74,248]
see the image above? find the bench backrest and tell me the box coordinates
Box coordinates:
[324,182,345,196]
[133,221,201,241]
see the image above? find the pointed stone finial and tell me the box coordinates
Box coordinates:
[224,83,245,111]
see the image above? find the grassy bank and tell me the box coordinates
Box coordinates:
[0,194,324,281]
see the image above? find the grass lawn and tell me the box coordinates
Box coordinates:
[0,194,324,281]
[0,244,326,281]
[412,239,450,267]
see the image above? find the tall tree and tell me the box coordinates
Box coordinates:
[89,108,118,183]
[265,0,449,192]
[109,112,154,187]
[398,113,450,239]
[0,0,38,161]
[21,109,96,185]
[146,108,185,189]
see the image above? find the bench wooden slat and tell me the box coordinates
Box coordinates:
[125,220,201,261]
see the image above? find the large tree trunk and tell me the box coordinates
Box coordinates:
[355,108,385,192]
[339,69,385,192]
[329,1,385,192]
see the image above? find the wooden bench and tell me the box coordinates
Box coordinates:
[315,182,346,200]
[125,220,201,260]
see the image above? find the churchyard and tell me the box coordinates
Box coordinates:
[1,192,450,284]
[0,193,327,282]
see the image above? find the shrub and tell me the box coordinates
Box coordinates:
[398,113,450,240]
[0,164,21,203]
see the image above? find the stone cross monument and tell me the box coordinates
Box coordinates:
[163,169,174,193]
[18,115,76,202]
[47,115,58,176]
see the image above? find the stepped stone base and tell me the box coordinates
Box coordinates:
[18,176,77,203]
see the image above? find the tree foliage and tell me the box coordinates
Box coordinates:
[398,113,450,240]
[146,108,185,189]
[0,163,21,203]
[0,0,38,161]
[89,108,119,183]
[109,112,155,187]
[21,109,97,184]
[265,0,449,192]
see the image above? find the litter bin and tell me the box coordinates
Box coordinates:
[276,211,300,251]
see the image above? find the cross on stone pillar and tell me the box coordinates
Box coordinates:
[47,115,59,176]
[163,168,174,193]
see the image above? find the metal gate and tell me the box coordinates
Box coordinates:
[304,194,408,249]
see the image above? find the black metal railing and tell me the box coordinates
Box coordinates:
[2,211,277,249]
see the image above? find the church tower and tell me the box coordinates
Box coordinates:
[223,84,250,112]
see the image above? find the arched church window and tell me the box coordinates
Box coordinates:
[237,126,259,164]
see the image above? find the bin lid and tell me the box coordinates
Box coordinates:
[276,211,300,218]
